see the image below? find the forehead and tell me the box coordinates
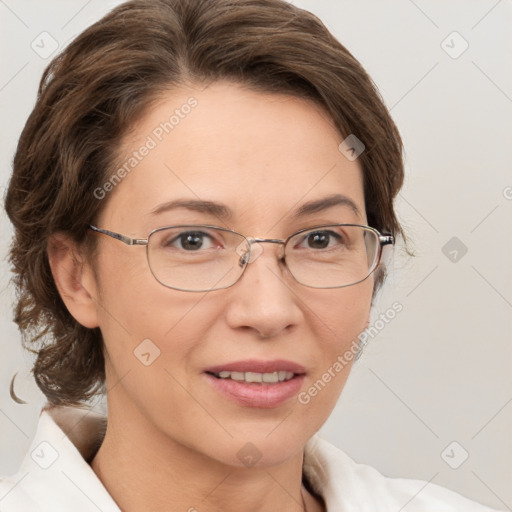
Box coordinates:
[100,81,366,231]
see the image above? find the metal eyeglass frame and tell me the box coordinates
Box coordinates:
[88,223,394,291]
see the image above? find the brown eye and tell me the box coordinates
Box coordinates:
[297,230,345,250]
[163,230,219,251]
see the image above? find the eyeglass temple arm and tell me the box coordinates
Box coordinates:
[88,225,148,246]
[379,234,394,246]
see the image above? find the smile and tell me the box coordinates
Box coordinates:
[209,370,296,383]
[203,360,306,408]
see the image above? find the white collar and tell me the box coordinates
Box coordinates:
[0,403,500,511]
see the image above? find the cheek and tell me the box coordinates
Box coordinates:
[94,267,213,428]
[92,245,205,367]
[309,276,373,350]
[298,279,372,412]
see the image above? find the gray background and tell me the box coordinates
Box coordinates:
[1,0,511,509]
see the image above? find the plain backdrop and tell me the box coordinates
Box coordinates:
[1,0,511,510]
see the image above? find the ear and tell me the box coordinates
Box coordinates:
[47,233,100,329]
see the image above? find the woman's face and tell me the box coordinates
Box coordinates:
[88,81,373,467]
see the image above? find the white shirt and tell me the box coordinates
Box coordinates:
[0,404,503,511]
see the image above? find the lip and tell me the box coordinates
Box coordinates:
[203,359,307,409]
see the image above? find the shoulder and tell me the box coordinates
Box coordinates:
[0,475,42,512]
[0,404,118,512]
[303,435,505,512]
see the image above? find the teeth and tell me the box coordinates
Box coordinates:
[215,371,295,383]
[245,372,263,383]
[262,372,278,383]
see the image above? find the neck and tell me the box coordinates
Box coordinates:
[89,391,324,512]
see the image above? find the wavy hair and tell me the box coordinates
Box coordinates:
[5,0,406,406]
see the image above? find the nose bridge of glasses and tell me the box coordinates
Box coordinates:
[237,237,285,265]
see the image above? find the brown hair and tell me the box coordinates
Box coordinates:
[5,0,406,406]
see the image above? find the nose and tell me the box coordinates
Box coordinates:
[225,241,302,338]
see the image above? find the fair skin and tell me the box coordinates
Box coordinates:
[48,81,374,512]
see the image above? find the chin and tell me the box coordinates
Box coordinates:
[208,428,310,469]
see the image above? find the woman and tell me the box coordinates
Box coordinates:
[0,0,504,510]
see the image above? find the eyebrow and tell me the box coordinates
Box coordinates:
[151,193,362,221]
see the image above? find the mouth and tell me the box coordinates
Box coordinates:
[206,370,296,383]
[203,360,306,408]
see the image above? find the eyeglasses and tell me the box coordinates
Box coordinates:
[88,224,393,292]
